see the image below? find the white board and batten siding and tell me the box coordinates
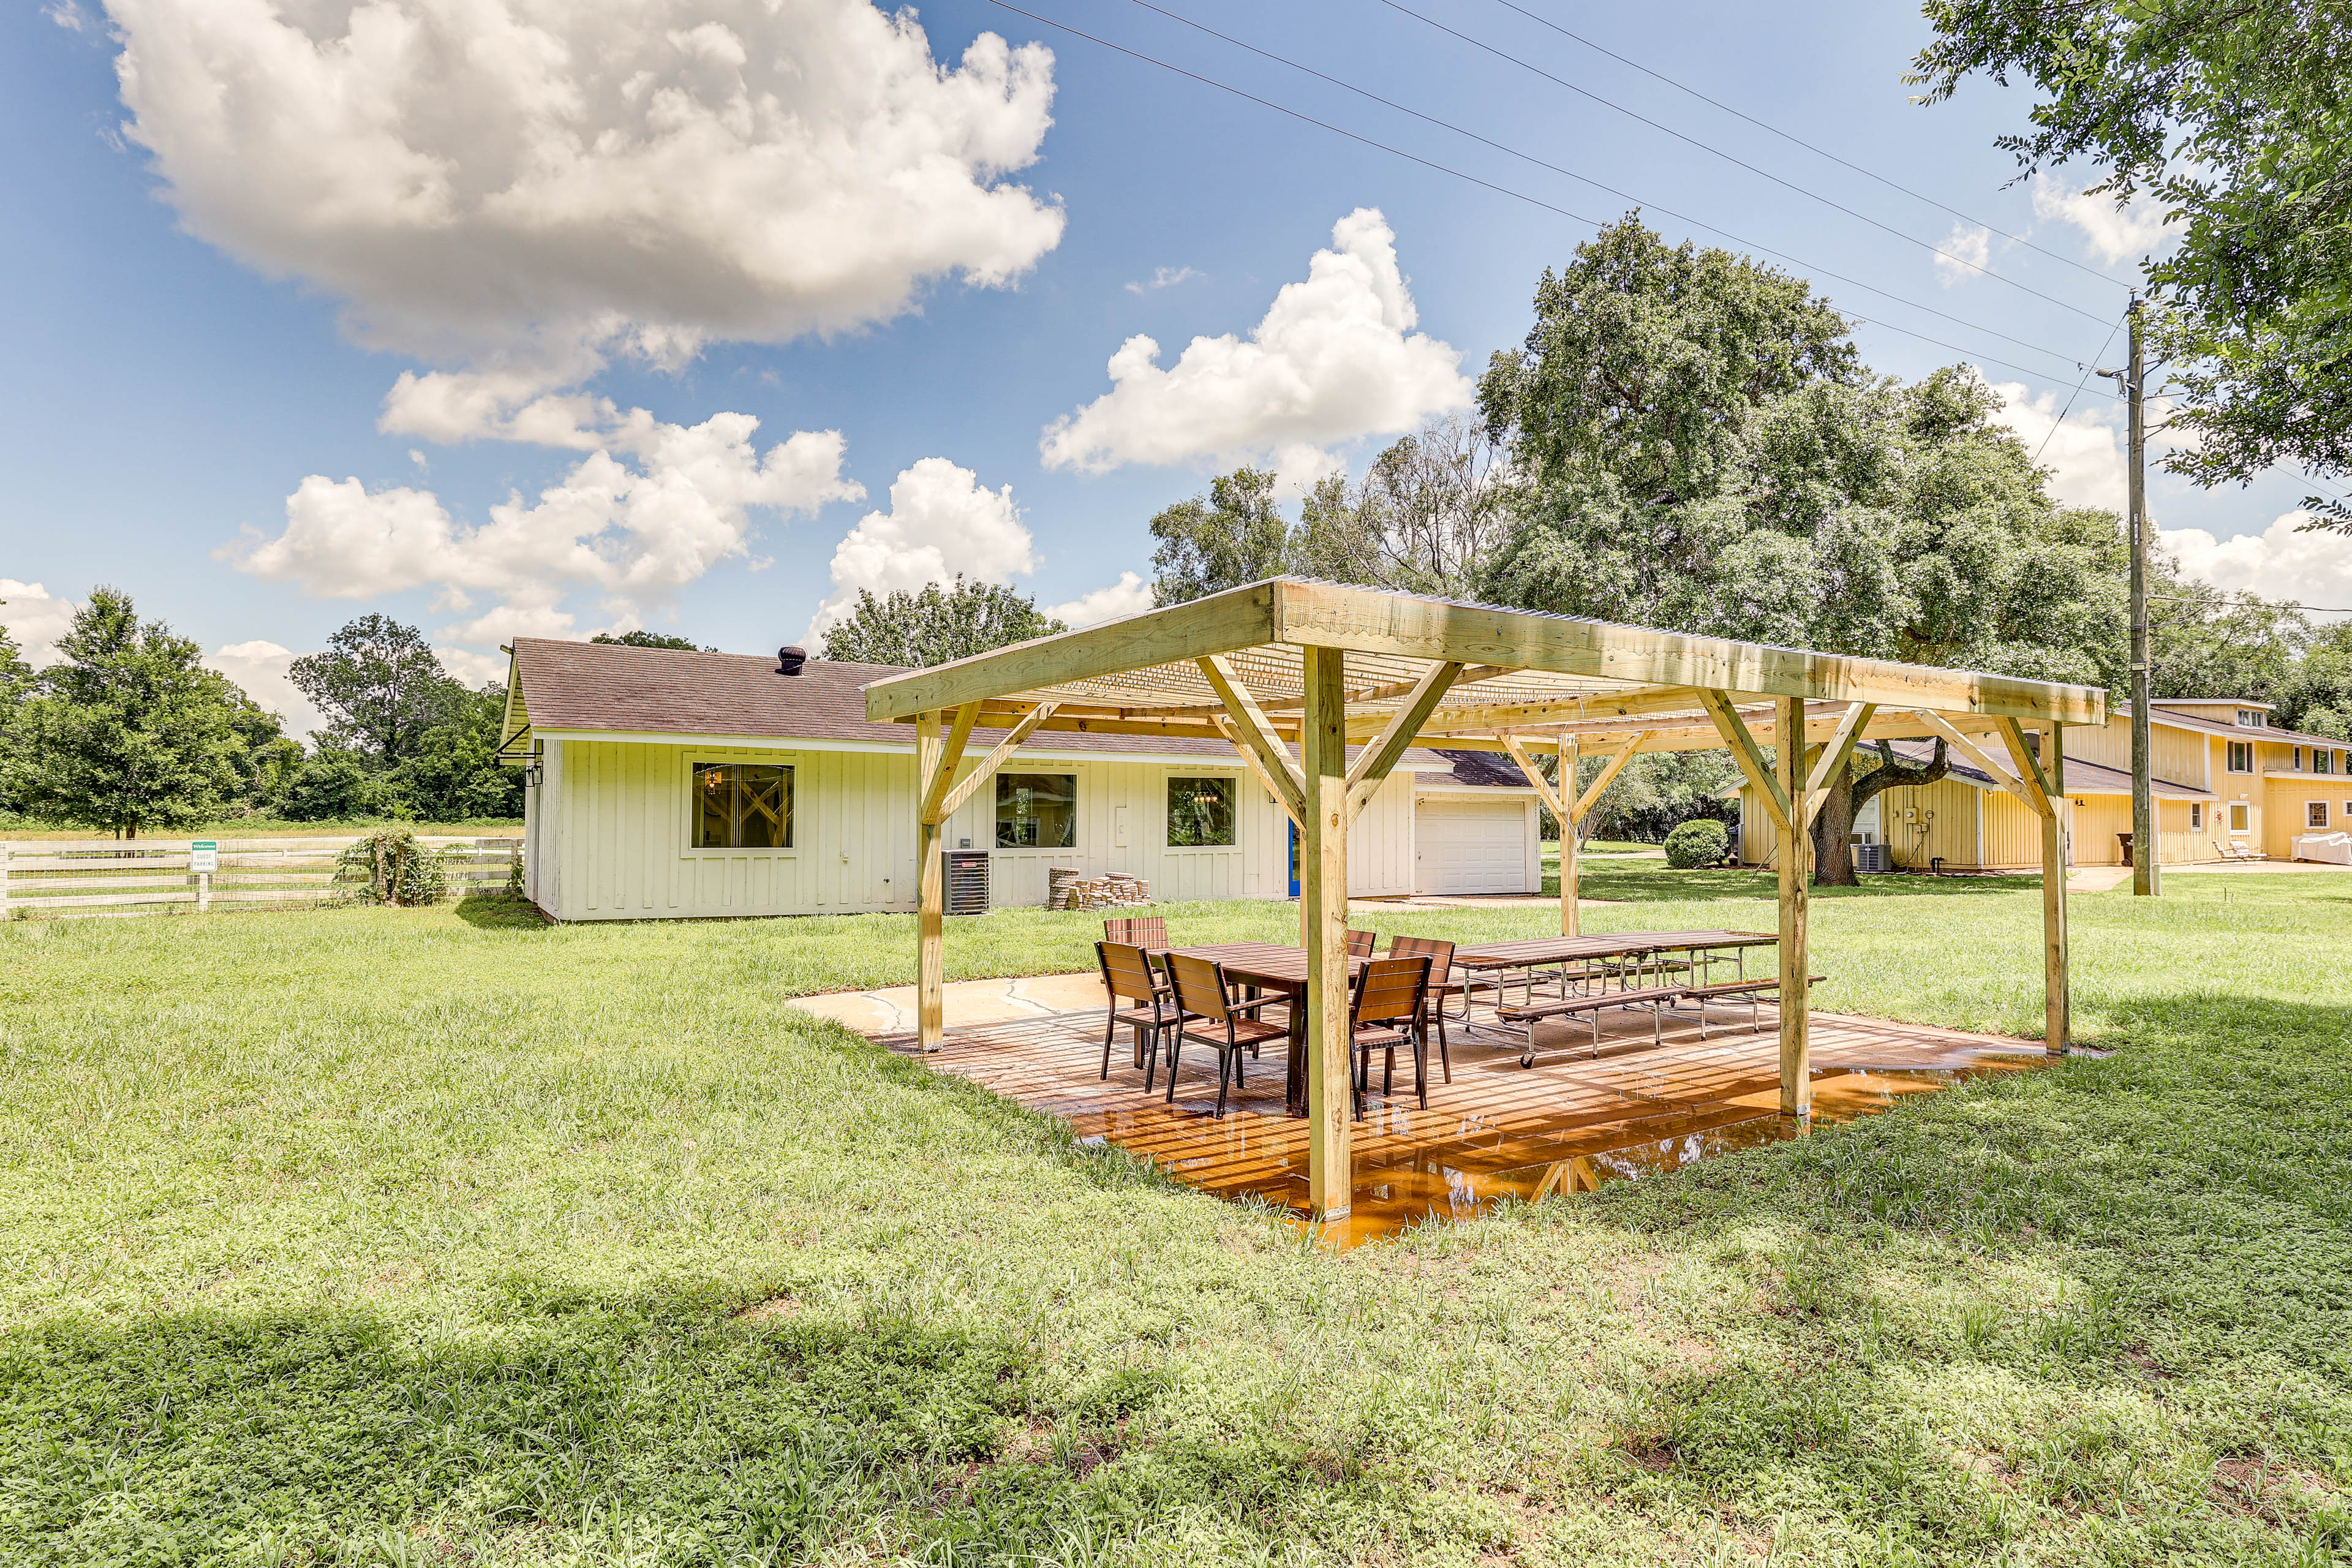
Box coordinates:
[524,736,1446,920]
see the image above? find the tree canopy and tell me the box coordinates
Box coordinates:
[4,588,263,837]
[1911,0,2352,524]
[819,577,1066,668]
[1147,469,1294,606]
[1477,216,1859,506]
[290,614,464,761]
[591,630,714,652]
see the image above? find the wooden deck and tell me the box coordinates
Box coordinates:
[893,993,2043,1242]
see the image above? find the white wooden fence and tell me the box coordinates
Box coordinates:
[0,837,522,921]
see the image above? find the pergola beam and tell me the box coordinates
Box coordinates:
[1800,703,1877,829]
[1701,693,1792,832]
[1199,655,1307,823]
[1345,660,1465,822]
[1912,709,2040,812]
[933,703,1060,825]
[1273,580,2106,725]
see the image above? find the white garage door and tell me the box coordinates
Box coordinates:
[1415,797,1530,894]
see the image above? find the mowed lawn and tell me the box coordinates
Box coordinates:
[3,868,2350,1565]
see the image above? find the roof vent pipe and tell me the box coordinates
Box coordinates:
[776,646,807,676]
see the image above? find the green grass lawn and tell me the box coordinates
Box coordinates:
[3,869,2350,1564]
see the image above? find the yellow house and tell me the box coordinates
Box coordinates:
[497,638,1542,921]
[1734,698,2352,870]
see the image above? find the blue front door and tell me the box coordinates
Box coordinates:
[1287,819,1300,897]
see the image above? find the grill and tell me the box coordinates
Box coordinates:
[944,850,990,916]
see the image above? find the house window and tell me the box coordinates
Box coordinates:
[996,773,1077,848]
[2307,801,2331,829]
[692,762,792,849]
[2237,709,2266,727]
[2294,747,2304,771]
[2190,802,2203,830]
[2230,802,2251,834]
[2318,749,2337,775]
[2228,741,2254,773]
[1167,775,1237,846]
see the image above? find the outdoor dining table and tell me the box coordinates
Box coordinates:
[1159,942,1369,1118]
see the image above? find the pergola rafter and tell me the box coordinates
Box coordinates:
[865,579,2105,1222]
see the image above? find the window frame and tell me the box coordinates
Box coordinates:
[2226,740,2255,774]
[1164,773,1242,849]
[993,771,1080,851]
[2189,802,2203,831]
[2229,801,2252,835]
[2316,747,2337,775]
[2309,801,2331,830]
[684,754,797,855]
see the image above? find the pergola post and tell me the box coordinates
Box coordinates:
[1299,646,1352,1220]
[913,704,979,1050]
[916,710,946,1049]
[1558,736,1580,936]
[1998,717,2070,1057]
[1777,695,1812,1118]
[2043,725,2070,1054]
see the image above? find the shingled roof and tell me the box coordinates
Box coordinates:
[505,638,1515,779]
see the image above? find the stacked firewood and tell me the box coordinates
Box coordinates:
[1046,868,1151,910]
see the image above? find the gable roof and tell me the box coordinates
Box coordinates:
[2122,703,2347,751]
[505,638,1525,782]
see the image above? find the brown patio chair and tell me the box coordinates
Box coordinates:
[1349,954,1433,1118]
[1104,914,1170,951]
[1382,935,1464,1082]
[1095,941,1181,1087]
[1163,952,1285,1118]
[1346,928,1378,959]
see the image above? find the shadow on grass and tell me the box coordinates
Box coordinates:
[1558,864,2041,903]
[452,892,551,929]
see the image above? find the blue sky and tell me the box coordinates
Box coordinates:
[2,0,2337,731]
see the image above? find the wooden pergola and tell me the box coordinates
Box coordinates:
[863,579,2106,1220]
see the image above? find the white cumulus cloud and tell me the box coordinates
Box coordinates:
[1986,380,2129,511]
[228,413,862,645]
[206,639,324,737]
[1934,223,1991,287]
[104,0,1065,366]
[1045,571,1153,628]
[2164,511,2352,615]
[805,458,1038,641]
[1040,208,1471,488]
[2030,174,2182,266]
[0,581,81,668]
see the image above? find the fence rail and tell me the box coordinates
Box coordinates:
[0,837,522,921]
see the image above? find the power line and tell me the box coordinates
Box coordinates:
[1121,0,2102,379]
[1373,0,2117,325]
[1483,0,2133,293]
[996,0,2117,394]
[2032,315,2126,466]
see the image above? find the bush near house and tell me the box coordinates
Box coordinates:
[1664,817,1730,867]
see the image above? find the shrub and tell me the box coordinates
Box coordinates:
[336,829,448,906]
[1664,818,1729,869]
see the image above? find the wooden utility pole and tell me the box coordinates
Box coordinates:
[2103,299,2158,896]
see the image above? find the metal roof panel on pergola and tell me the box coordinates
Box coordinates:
[864,579,2104,1222]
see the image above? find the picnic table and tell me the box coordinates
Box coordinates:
[1163,942,1368,1117]
[1449,930,1779,1055]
